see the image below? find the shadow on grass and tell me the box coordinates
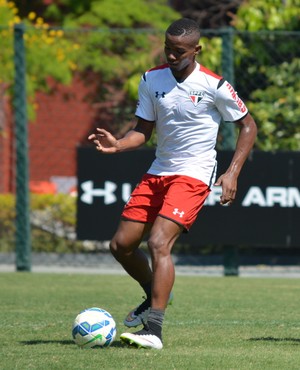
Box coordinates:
[20,339,124,348]
[21,340,74,346]
[249,337,300,344]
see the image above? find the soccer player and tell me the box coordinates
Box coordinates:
[88,18,257,349]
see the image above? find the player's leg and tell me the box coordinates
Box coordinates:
[110,219,155,327]
[148,216,182,310]
[113,217,174,328]
[120,175,210,349]
[110,219,152,284]
[120,216,182,349]
[110,173,161,284]
[112,173,169,327]
[147,175,210,313]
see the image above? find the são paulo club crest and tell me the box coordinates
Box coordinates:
[189,91,205,106]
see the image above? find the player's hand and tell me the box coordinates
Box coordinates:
[214,173,237,205]
[88,128,119,154]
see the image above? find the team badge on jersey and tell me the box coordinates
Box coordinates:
[189,91,205,106]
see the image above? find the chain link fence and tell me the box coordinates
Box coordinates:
[0,25,299,270]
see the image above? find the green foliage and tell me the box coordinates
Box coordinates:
[61,0,179,99]
[0,3,16,90]
[30,193,84,253]
[0,193,85,253]
[3,1,300,151]
[30,193,76,226]
[43,0,91,22]
[234,0,300,31]
[0,1,79,120]
[42,0,179,139]
[0,194,15,251]
[200,35,223,75]
[233,0,300,151]
[248,58,300,150]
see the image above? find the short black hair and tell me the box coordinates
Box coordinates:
[166,18,200,39]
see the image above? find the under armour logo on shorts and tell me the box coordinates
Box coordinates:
[173,208,185,218]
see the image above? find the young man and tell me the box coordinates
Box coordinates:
[88,18,257,349]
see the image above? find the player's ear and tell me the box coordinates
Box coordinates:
[195,45,202,55]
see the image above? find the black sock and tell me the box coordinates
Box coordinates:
[140,281,152,300]
[147,308,164,339]
[147,320,163,340]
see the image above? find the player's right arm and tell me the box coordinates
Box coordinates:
[88,117,154,154]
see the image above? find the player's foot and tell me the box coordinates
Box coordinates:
[124,291,174,328]
[120,322,163,350]
[123,296,151,328]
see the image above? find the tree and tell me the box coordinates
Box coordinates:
[0,1,79,121]
[169,0,243,29]
[1,0,180,145]
[41,0,180,137]
[6,0,300,150]
[232,0,300,150]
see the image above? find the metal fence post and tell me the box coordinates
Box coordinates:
[13,23,31,271]
[220,27,239,276]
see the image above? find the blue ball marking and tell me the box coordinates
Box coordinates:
[91,323,102,331]
[78,322,90,336]
[72,325,79,339]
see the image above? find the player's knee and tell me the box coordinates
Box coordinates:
[147,236,169,257]
[109,238,123,258]
[109,236,132,259]
[109,239,117,256]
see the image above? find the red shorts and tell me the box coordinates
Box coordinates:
[121,174,210,231]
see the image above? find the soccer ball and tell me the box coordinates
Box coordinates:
[72,307,116,348]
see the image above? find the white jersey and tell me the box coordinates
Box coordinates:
[135,62,248,187]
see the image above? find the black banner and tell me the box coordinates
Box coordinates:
[76,148,300,247]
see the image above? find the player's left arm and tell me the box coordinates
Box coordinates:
[215,112,257,205]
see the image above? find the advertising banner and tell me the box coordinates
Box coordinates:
[77,148,300,247]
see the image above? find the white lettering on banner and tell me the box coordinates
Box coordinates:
[287,187,300,207]
[81,181,132,205]
[205,187,223,206]
[81,181,117,205]
[242,186,300,207]
[242,186,265,207]
[80,181,300,208]
[122,183,132,202]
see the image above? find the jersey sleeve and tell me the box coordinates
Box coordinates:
[215,80,248,122]
[135,74,156,122]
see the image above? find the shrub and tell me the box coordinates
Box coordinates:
[0,193,88,253]
[0,194,16,252]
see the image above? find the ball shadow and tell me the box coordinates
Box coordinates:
[21,340,74,346]
[20,339,124,348]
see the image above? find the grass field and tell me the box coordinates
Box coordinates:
[0,272,299,370]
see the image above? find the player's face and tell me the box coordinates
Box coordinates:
[164,33,201,78]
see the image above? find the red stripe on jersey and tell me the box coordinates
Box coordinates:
[148,63,169,72]
[200,65,222,80]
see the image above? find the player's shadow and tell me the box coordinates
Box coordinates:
[20,339,124,348]
[248,337,300,345]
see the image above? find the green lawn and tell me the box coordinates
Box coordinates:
[0,273,299,370]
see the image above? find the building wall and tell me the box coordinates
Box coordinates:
[0,94,14,193]
[0,74,101,193]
